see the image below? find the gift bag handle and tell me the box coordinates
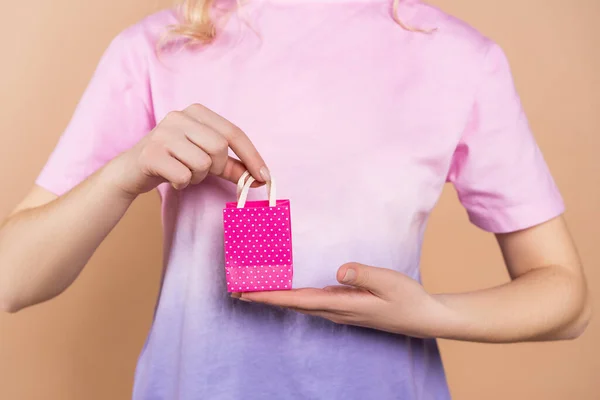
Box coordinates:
[236,171,277,208]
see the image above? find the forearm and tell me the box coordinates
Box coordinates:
[0,161,135,312]
[433,266,591,343]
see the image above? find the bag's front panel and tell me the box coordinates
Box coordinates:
[223,200,293,292]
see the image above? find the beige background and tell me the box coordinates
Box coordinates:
[0,0,598,399]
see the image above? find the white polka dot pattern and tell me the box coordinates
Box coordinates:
[223,200,293,292]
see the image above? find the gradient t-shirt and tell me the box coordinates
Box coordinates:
[36,1,564,399]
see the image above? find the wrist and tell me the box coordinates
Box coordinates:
[96,155,140,203]
[420,294,467,340]
[429,293,475,341]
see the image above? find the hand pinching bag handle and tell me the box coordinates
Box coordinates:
[223,171,293,293]
[236,170,276,208]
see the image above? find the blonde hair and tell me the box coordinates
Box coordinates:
[169,0,420,45]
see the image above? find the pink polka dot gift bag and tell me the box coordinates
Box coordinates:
[223,171,293,293]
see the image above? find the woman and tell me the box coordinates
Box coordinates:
[0,0,591,398]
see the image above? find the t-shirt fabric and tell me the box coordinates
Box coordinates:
[36,0,565,399]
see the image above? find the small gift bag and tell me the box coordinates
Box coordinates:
[223,171,293,293]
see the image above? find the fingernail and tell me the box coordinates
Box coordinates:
[239,296,252,303]
[259,166,271,182]
[342,269,356,284]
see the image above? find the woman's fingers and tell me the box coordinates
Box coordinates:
[221,156,256,185]
[133,105,268,193]
[239,288,352,312]
[183,104,270,182]
[144,146,193,190]
[119,104,268,196]
[165,138,212,185]
[174,115,229,176]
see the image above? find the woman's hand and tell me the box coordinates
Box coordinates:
[107,103,269,198]
[0,103,269,312]
[235,263,453,338]
[235,219,591,343]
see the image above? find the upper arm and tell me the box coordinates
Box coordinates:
[8,185,58,218]
[496,216,583,279]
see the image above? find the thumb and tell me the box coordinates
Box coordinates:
[219,157,265,187]
[337,263,398,297]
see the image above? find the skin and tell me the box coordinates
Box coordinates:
[236,216,592,342]
[0,104,269,312]
[0,104,592,343]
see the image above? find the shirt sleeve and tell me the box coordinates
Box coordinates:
[36,27,155,196]
[446,42,564,233]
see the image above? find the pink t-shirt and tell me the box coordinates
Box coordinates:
[37,1,564,399]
